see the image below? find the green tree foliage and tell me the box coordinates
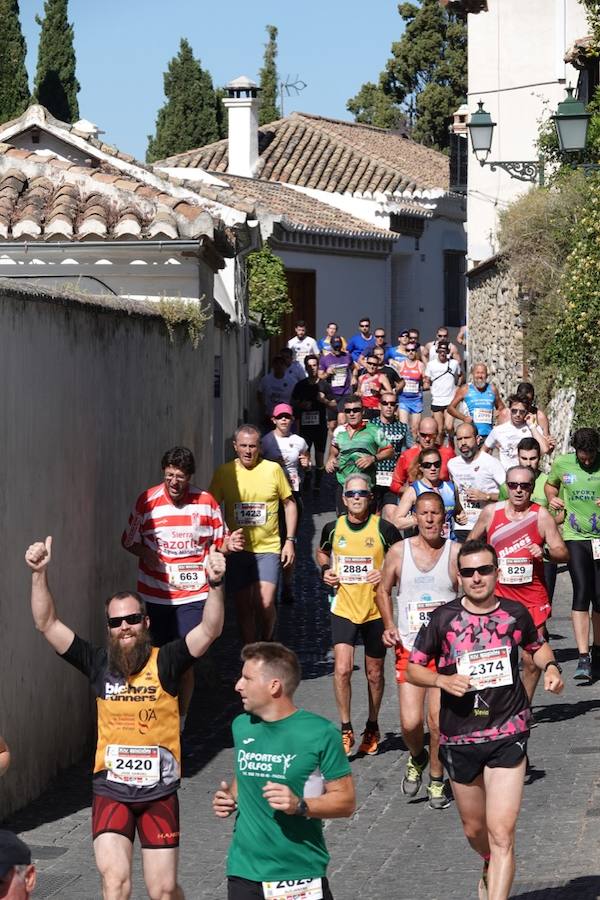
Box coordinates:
[498,170,600,426]
[0,0,30,121]
[215,86,227,140]
[346,81,406,131]
[147,38,219,163]
[259,25,280,125]
[33,0,79,122]
[247,245,291,337]
[347,0,466,149]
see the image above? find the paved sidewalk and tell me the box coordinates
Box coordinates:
[4,477,600,898]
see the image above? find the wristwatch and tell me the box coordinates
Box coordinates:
[286,537,297,544]
[294,798,309,817]
[544,660,563,674]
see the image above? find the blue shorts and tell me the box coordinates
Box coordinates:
[398,394,423,414]
[226,551,281,593]
[147,600,204,646]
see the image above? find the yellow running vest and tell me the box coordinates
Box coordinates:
[331,515,384,624]
[94,647,180,777]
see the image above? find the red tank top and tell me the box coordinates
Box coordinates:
[487,503,549,619]
[359,373,383,408]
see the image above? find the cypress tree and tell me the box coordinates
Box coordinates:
[146,38,219,163]
[33,0,80,122]
[258,25,279,125]
[0,0,30,122]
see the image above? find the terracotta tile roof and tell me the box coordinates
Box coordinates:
[0,144,216,242]
[157,112,450,195]
[185,173,401,239]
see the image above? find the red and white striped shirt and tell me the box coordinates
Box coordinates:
[121,483,226,606]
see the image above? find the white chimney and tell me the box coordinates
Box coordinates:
[223,76,261,178]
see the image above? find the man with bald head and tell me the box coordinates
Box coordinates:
[448,422,505,543]
[383,417,455,521]
[210,425,298,643]
[447,363,504,440]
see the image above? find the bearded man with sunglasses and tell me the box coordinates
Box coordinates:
[407,540,563,900]
[25,536,226,900]
[317,475,401,757]
[469,467,568,702]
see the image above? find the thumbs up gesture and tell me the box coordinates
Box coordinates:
[206,544,226,586]
[25,536,53,572]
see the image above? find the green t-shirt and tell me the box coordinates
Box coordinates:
[332,421,390,486]
[547,452,600,541]
[499,471,548,506]
[227,709,351,881]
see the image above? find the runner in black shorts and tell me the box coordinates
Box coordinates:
[317,475,401,757]
[407,540,563,900]
[292,355,337,494]
[25,536,226,900]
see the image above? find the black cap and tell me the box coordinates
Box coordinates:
[0,831,31,878]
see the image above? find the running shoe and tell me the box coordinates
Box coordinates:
[401,749,429,797]
[342,729,355,757]
[426,779,451,810]
[478,860,489,900]
[358,727,380,756]
[574,655,592,683]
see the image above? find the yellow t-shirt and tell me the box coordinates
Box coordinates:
[209,459,291,553]
[329,515,385,624]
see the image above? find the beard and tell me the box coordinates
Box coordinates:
[108,628,152,678]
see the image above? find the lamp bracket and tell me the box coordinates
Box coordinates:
[482,160,542,183]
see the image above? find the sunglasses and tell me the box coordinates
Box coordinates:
[344,489,371,498]
[506,481,534,491]
[107,612,144,629]
[375,334,386,339]
[381,401,396,406]
[274,414,292,420]
[421,461,441,468]
[510,408,527,415]
[344,407,362,414]
[419,432,436,438]
[458,564,496,578]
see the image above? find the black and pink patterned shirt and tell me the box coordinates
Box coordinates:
[409,596,544,745]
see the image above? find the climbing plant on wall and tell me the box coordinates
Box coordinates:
[246,245,291,337]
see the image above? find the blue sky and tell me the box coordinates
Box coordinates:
[20,1,403,160]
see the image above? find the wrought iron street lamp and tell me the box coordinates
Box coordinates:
[467,100,545,185]
[551,86,590,152]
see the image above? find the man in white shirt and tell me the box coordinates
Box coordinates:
[425,341,461,444]
[422,326,462,365]
[258,356,295,425]
[448,422,505,543]
[287,320,319,365]
[483,394,550,470]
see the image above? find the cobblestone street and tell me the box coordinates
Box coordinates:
[4,477,600,899]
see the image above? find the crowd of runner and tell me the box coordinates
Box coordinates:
[4,315,600,900]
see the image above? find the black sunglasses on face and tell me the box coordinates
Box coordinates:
[459,564,496,578]
[381,401,396,406]
[107,613,144,629]
[344,489,371,498]
[506,481,534,491]
[421,461,441,468]
[344,407,362,414]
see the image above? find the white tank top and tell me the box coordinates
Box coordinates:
[396,540,456,650]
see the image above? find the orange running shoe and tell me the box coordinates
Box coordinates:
[358,727,380,756]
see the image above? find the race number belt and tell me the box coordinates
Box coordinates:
[407,598,443,633]
[403,380,419,394]
[168,563,205,591]
[105,745,160,786]
[376,471,392,487]
[301,411,320,426]
[235,502,267,526]
[262,879,323,900]
[332,366,347,387]
[592,539,600,560]
[499,557,533,584]
[337,556,373,583]
[456,646,512,691]
[473,408,493,425]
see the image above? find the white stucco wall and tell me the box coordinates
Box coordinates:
[274,248,390,338]
[467,0,589,265]
[0,287,215,821]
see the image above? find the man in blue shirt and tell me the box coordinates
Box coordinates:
[347,317,376,367]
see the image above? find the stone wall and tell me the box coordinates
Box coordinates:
[467,259,525,398]
[0,281,214,821]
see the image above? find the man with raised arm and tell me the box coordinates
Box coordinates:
[25,536,226,900]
